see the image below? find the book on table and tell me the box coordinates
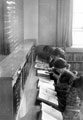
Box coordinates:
[34,62,49,70]
[39,86,57,96]
[41,102,63,120]
[37,70,49,75]
[36,69,50,79]
[40,111,58,120]
[37,87,58,107]
[37,79,55,90]
[38,77,54,85]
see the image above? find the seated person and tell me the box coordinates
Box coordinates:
[35,45,54,63]
[49,58,71,84]
[52,47,65,58]
[49,57,77,84]
[35,45,65,64]
[71,75,83,120]
[49,47,66,67]
[55,83,70,112]
[55,68,77,112]
[72,75,83,100]
[58,69,76,85]
[43,45,54,55]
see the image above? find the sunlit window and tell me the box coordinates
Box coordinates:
[72,0,83,47]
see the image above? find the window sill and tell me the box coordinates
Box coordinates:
[66,46,83,53]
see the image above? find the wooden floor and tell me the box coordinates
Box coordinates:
[19,65,41,120]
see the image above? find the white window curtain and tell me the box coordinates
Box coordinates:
[56,0,73,48]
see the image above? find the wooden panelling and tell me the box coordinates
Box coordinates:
[0,78,13,120]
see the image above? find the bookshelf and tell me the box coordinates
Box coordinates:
[66,52,83,74]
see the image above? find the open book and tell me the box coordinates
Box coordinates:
[36,70,50,77]
[34,62,49,70]
[41,102,63,120]
[38,77,54,85]
[39,87,57,96]
[38,79,55,90]
[41,111,58,120]
[37,87,58,107]
[37,70,49,75]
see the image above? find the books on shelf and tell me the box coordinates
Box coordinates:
[41,102,63,120]
[66,53,73,61]
[73,53,83,61]
[66,53,83,61]
[37,87,58,106]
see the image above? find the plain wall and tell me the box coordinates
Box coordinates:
[24,0,38,42]
[24,0,57,46]
[38,0,57,46]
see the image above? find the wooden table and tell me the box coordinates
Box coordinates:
[20,65,41,120]
[0,40,35,120]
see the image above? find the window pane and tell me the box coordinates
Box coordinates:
[72,0,83,47]
[73,13,83,29]
[72,31,83,47]
[73,0,83,13]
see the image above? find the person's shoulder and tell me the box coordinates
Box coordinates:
[62,69,75,78]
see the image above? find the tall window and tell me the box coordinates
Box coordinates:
[72,0,83,47]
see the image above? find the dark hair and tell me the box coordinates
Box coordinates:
[59,70,75,85]
[52,47,65,59]
[34,45,48,62]
[43,45,54,54]
[53,58,67,69]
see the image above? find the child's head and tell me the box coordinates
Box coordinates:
[59,70,76,85]
[53,58,69,73]
[43,45,54,55]
[52,47,65,59]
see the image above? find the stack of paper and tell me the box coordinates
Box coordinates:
[37,87,58,106]
[41,102,63,120]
